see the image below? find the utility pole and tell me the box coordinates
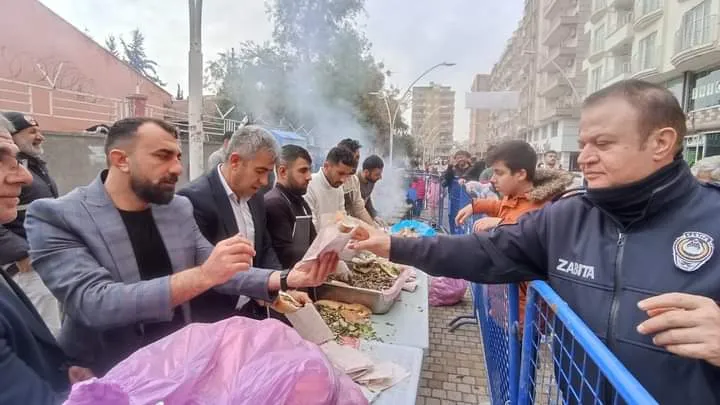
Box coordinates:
[188,0,204,180]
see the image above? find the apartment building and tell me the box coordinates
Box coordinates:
[411,82,456,158]
[526,0,591,171]
[468,74,491,155]
[487,13,534,149]
[485,0,590,170]
[584,0,720,163]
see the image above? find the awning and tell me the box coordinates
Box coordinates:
[267,129,307,147]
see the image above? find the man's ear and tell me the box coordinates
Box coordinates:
[517,169,528,182]
[108,149,130,173]
[650,127,678,161]
[277,164,288,177]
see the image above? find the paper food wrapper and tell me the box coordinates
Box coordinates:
[357,362,410,392]
[284,304,334,345]
[320,341,374,375]
[299,222,357,263]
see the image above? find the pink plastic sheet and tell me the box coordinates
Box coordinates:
[429,277,468,306]
[64,317,368,405]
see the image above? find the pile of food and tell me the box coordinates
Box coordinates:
[316,300,378,341]
[396,227,420,238]
[328,252,403,291]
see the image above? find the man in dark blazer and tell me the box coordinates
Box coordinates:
[179,126,334,322]
[0,116,92,404]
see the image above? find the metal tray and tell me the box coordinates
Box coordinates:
[314,268,410,314]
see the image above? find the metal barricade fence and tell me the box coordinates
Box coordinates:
[519,281,657,405]
[455,216,657,404]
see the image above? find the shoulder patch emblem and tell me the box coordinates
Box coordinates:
[673,232,714,272]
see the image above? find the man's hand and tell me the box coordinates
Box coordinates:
[287,252,339,288]
[637,293,720,367]
[68,366,94,384]
[473,217,502,233]
[348,234,391,258]
[271,290,312,314]
[200,235,255,286]
[15,257,31,273]
[455,204,473,225]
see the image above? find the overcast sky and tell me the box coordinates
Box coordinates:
[40,0,522,141]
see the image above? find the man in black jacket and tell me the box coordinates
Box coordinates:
[264,145,317,269]
[0,115,92,405]
[352,80,720,404]
[0,112,61,335]
[179,126,334,322]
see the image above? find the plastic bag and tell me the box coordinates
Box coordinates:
[63,317,368,405]
[429,277,468,306]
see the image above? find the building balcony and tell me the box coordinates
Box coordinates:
[606,12,634,53]
[538,99,577,123]
[634,0,662,31]
[544,0,571,18]
[543,14,580,46]
[608,0,634,9]
[671,15,720,71]
[590,0,608,24]
[604,60,632,85]
[539,43,577,73]
[631,48,661,80]
[539,74,571,98]
[588,39,606,63]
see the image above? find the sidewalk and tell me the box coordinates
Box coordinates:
[416,291,490,405]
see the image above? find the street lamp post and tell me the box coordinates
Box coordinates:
[188,0,204,180]
[370,61,455,170]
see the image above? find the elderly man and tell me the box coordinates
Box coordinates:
[207,130,232,172]
[24,117,261,374]
[0,112,61,336]
[0,114,93,404]
[179,126,334,322]
[352,80,720,404]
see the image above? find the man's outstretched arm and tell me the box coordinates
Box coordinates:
[351,207,551,284]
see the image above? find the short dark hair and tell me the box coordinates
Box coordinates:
[362,154,384,171]
[338,138,361,153]
[486,140,537,181]
[280,144,312,166]
[583,79,687,150]
[222,130,233,141]
[544,150,557,156]
[454,150,471,159]
[105,117,178,155]
[326,146,357,167]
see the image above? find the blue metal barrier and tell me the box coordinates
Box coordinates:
[518,281,658,405]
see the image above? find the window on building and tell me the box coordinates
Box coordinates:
[568,152,581,172]
[593,25,606,53]
[680,0,711,50]
[665,77,684,107]
[590,66,603,92]
[637,32,657,70]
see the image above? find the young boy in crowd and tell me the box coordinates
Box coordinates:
[455,140,573,324]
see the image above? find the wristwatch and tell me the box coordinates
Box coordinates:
[279,270,291,291]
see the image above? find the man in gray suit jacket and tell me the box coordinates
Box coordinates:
[24,118,302,374]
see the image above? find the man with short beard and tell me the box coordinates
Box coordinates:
[0,112,61,336]
[23,117,262,374]
[264,144,317,269]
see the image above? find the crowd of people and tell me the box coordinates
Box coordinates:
[2,78,720,405]
[0,114,386,403]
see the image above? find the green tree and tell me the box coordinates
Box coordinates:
[105,35,119,57]
[205,0,406,153]
[119,29,166,87]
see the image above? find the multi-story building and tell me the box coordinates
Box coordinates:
[583,0,720,163]
[412,82,455,159]
[528,0,591,171]
[484,0,591,170]
[468,74,491,155]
